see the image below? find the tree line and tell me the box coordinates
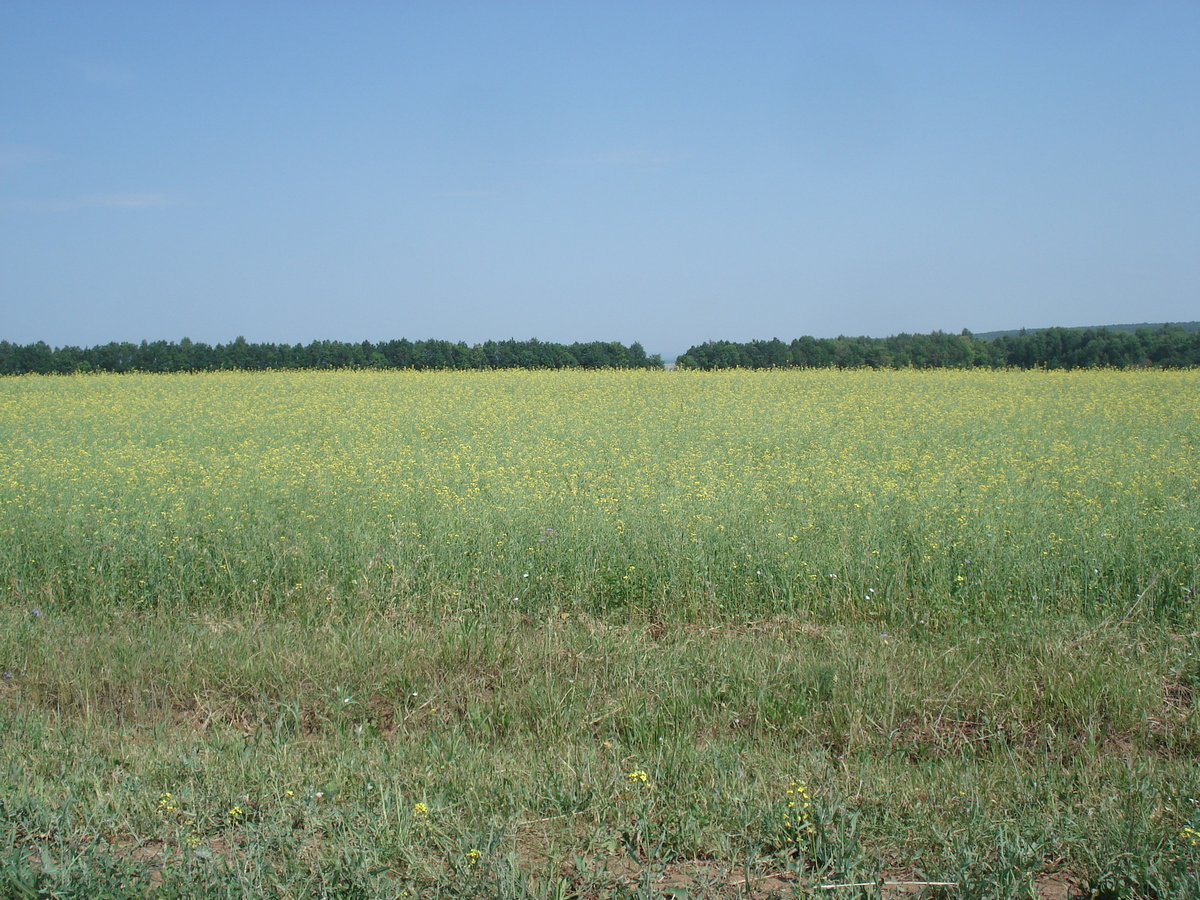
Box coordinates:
[0,337,664,375]
[4,325,1199,375]
[676,325,1200,370]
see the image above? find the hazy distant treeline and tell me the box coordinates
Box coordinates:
[0,337,664,375]
[677,325,1200,370]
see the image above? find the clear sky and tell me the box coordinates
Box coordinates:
[2,2,1197,358]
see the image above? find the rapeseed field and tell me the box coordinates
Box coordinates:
[1,369,1197,897]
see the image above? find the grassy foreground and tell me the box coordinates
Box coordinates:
[1,368,1198,898]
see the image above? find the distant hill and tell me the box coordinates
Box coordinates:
[974,322,1200,341]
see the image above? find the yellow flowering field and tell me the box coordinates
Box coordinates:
[2,368,1196,623]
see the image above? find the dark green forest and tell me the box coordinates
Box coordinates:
[676,324,1200,370]
[2,324,1199,375]
[0,337,663,375]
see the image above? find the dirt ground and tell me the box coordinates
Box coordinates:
[594,857,1086,898]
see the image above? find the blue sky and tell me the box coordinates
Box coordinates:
[2,2,1197,358]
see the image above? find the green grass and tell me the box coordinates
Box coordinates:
[1,369,1199,897]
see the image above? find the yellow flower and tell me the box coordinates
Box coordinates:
[626,770,648,783]
[784,781,815,838]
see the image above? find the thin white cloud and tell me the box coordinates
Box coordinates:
[77,60,133,88]
[13,193,178,212]
[0,144,59,172]
[589,149,690,166]
[430,189,508,199]
[89,193,173,208]
[549,148,692,167]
